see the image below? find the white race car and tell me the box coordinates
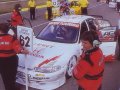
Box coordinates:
[16,15,119,90]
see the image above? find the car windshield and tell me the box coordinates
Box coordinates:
[36,22,80,43]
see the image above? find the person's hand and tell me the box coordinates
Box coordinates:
[104,54,115,62]
[21,49,29,54]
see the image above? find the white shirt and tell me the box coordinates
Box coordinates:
[116,0,120,2]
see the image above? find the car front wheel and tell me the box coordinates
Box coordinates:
[66,56,77,79]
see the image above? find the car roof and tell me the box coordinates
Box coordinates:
[52,15,94,24]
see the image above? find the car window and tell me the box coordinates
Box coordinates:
[36,23,79,43]
[95,19,111,29]
[80,21,88,39]
[86,19,97,31]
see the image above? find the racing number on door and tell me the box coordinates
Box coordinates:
[20,35,30,47]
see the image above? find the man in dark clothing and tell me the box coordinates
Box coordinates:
[0,23,29,90]
[117,0,120,12]
[46,0,53,20]
[28,0,36,20]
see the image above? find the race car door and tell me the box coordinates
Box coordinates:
[98,26,117,61]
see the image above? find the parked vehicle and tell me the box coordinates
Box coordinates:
[16,15,119,90]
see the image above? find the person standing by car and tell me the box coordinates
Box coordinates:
[10,4,23,37]
[0,23,29,90]
[115,19,120,60]
[28,0,36,20]
[79,0,89,15]
[116,0,120,12]
[46,0,53,20]
[73,31,104,90]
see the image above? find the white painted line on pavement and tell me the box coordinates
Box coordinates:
[0,13,11,16]
[0,1,18,4]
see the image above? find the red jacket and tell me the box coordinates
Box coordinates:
[11,10,23,27]
[0,34,22,57]
[73,47,104,90]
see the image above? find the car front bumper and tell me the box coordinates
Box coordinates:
[16,67,66,90]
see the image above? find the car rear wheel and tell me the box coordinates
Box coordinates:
[66,56,77,79]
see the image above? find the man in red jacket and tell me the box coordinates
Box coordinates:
[73,31,104,90]
[10,4,23,37]
[11,4,23,27]
[0,23,28,90]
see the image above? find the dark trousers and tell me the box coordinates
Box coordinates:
[78,85,102,90]
[30,7,35,20]
[117,2,120,12]
[106,0,110,4]
[47,7,52,20]
[78,86,84,90]
[81,7,88,15]
[0,55,18,90]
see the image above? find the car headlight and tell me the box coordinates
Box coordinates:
[34,65,61,73]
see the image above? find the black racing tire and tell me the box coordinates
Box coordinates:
[65,56,77,79]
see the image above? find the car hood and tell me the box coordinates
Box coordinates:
[18,39,78,69]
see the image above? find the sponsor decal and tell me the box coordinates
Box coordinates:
[49,22,80,28]
[99,30,115,41]
[19,29,30,36]
[29,48,44,58]
[37,55,61,67]
[36,73,45,77]
[34,65,61,72]
[17,71,49,82]
[35,43,54,48]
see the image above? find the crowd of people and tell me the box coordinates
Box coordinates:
[59,0,89,15]
[46,0,89,20]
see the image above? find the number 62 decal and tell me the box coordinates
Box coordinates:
[20,35,30,47]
